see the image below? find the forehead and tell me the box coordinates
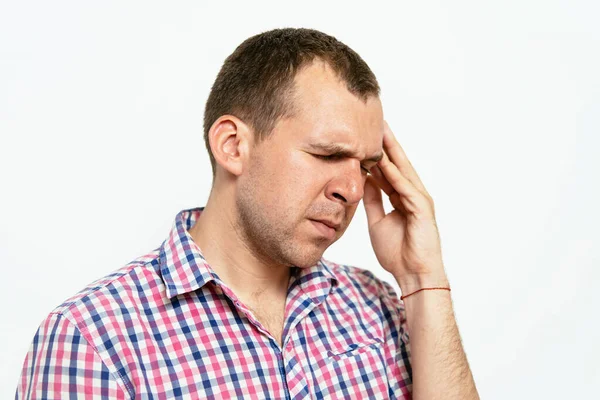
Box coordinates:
[285,60,384,149]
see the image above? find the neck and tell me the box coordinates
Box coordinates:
[188,185,291,301]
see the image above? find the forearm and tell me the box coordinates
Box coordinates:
[396,273,479,400]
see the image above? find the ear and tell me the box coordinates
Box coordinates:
[208,115,253,177]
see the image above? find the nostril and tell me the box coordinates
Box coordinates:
[333,193,346,202]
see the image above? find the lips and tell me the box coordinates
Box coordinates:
[311,218,341,231]
[310,219,337,239]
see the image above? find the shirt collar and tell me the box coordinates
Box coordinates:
[158,207,339,299]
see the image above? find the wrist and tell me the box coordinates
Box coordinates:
[394,271,450,296]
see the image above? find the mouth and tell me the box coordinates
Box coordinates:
[313,219,340,230]
[309,219,340,239]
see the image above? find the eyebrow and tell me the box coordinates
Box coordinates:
[308,142,384,163]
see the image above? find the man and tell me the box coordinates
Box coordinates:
[16,28,479,399]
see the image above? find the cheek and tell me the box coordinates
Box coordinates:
[251,152,327,205]
[248,156,300,200]
[287,154,326,190]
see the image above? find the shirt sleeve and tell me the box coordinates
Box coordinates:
[377,279,413,399]
[15,312,129,399]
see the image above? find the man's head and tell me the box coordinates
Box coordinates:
[203,28,384,269]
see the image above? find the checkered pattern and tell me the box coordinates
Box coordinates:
[16,207,412,399]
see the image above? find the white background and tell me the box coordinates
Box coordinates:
[1,0,598,398]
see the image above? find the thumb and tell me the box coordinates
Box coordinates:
[363,175,385,230]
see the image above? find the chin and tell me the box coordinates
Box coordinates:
[287,248,326,269]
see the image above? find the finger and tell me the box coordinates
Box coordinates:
[383,121,428,195]
[370,165,406,212]
[362,175,385,229]
[369,164,395,196]
[378,151,430,216]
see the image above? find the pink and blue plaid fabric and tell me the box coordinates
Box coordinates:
[16,207,412,399]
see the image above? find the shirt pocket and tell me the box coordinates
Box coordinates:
[312,338,390,399]
[326,338,383,361]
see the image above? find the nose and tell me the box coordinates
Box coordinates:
[324,160,365,205]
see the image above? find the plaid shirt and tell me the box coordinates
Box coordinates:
[16,207,412,399]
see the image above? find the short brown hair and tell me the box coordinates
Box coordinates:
[203,28,380,178]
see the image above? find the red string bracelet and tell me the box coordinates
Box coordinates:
[400,287,451,300]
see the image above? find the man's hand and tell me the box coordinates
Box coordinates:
[363,121,449,293]
[364,121,480,399]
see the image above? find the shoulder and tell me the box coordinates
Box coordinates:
[16,251,161,398]
[48,248,162,326]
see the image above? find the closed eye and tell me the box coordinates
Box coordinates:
[313,154,371,174]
